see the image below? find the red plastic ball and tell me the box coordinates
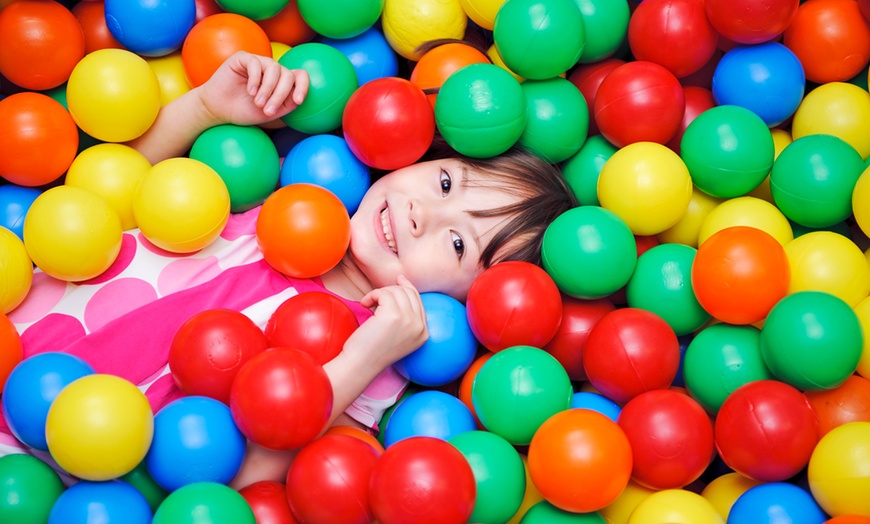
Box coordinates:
[342,77,435,171]
[230,347,333,450]
[691,226,790,325]
[369,436,476,524]
[169,308,269,404]
[256,183,351,279]
[706,0,798,44]
[410,42,491,107]
[264,291,360,365]
[466,260,563,353]
[628,0,719,78]
[72,0,123,55]
[181,12,272,87]
[238,481,297,524]
[195,0,225,22]
[618,389,715,490]
[666,86,716,153]
[805,374,870,437]
[0,312,23,392]
[715,379,820,482]
[593,60,686,148]
[0,92,79,187]
[582,307,680,403]
[286,434,380,524]
[0,0,85,90]
[567,58,625,136]
[543,296,615,381]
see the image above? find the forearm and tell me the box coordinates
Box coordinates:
[322,346,392,427]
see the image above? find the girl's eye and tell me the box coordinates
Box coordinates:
[451,231,465,259]
[440,170,452,196]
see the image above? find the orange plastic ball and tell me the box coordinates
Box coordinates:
[691,225,790,325]
[0,0,85,90]
[458,352,492,425]
[410,42,491,107]
[0,312,23,392]
[256,1,316,46]
[72,0,124,54]
[0,92,78,187]
[182,13,272,87]
[256,183,350,278]
[805,374,870,437]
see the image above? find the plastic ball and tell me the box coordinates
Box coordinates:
[518,77,589,163]
[297,0,382,38]
[255,183,350,278]
[0,314,21,393]
[806,375,870,437]
[0,227,32,314]
[230,347,333,450]
[628,0,718,78]
[465,260,563,352]
[783,0,870,83]
[409,42,490,107]
[618,389,714,490]
[434,63,526,158]
[598,142,693,235]
[730,482,827,523]
[394,292,477,387]
[574,0,630,64]
[238,481,294,524]
[181,13,272,88]
[792,82,870,159]
[369,436,476,524]
[715,379,819,482]
[698,195,793,247]
[700,472,762,521]
[381,0,467,60]
[666,86,717,154]
[458,0,504,30]
[682,324,773,414]
[72,0,124,54]
[46,374,154,480]
[583,307,681,403]
[521,500,606,523]
[0,0,85,90]
[383,390,476,446]
[49,480,153,524]
[568,58,625,136]
[278,42,358,134]
[0,454,64,522]
[627,489,724,524]
[657,186,722,248]
[598,480,657,524]
[691,225,790,325]
[133,157,230,253]
[808,421,870,517]
[121,461,168,513]
[256,1,316,47]
[324,424,385,454]
[571,391,622,422]
[216,0,287,20]
[0,92,79,187]
[705,0,797,44]
[853,169,870,239]
[544,296,615,381]
[542,206,638,299]
[681,105,775,199]
[152,482,255,524]
[146,53,193,106]
[342,76,435,170]
[626,243,709,336]
[189,124,279,213]
[264,291,359,365]
[528,409,632,513]
[761,290,863,390]
[322,27,399,87]
[593,60,685,148]
[857,296,870,380]
[561,136,617,206]
[285,434,379,523]
[0,185,40,241]
[104,0,195,56]
[785,231,870,307]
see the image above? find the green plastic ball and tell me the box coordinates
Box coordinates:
[279,43,358,134]
[121,460,169,513]
[680,104,775,198]
[770,134,865,228]
[682,324,774,414]
[153,482,255,524]
[471,346,572,446]
[562,135,617,206]
[215,0,288,20]
[542,206,637,299]
[298,0,383,38]
[449,430,526,524]
[435,63,526,158]
[518,77,589,163]
[574,0,631,64]
[493,0,586,80]
[0,454,65,523]
[190,124,279,213]
[522,500,607,523]
[626,243,710,336]
[760,291,864,391]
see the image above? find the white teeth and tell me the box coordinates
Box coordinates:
[380,208,397,254]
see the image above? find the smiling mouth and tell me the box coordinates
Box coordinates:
[380,207,398,254]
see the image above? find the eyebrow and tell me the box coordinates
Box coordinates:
[456,166,487,264]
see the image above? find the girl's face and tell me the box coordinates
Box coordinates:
[348,158,518,302]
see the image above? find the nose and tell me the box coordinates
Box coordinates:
[408,198,444,237]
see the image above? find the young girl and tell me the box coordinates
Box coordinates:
[4,51,577,487]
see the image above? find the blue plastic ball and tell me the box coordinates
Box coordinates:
[0,185,41,241]
[145,396,246,492]
[321,27,399,87]
[393,293,478,387]
[712,42,806,127]
[383,390,476,447]
[728,482,826,524]
[570,391,622,422]
[2,352,95,450]
[48,480,152,524]
[104,0,197,57]
[280,134,371,215]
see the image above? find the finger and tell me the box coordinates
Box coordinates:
[244,55,263,97]
[290,69,310,106]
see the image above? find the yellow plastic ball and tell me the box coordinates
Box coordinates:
[67,48,162,143]
[382,0,468,60]
[657,186,723,247]
[854,296,870,379]
[792,82,870,160]
[146,52,191,107]
[271,41,292,61]
[698,196,794,247]
[459,0,505,30]
[785,231,870,307]
[506,455,545,524]
[746,129,793,204]
[628,489,724,524]
[23,186,123,282]
[598,142,693,236]
[852,167,870,239]
[133,158,230,253]
[600,480,657,524]
[701,472,762,522]
[0,227,32,314]
[808,421,870,517]
[45,374,154,481]
[487,43,525,82]
[65,144,152,231]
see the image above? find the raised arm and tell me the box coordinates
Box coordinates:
[127,51,309,164]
